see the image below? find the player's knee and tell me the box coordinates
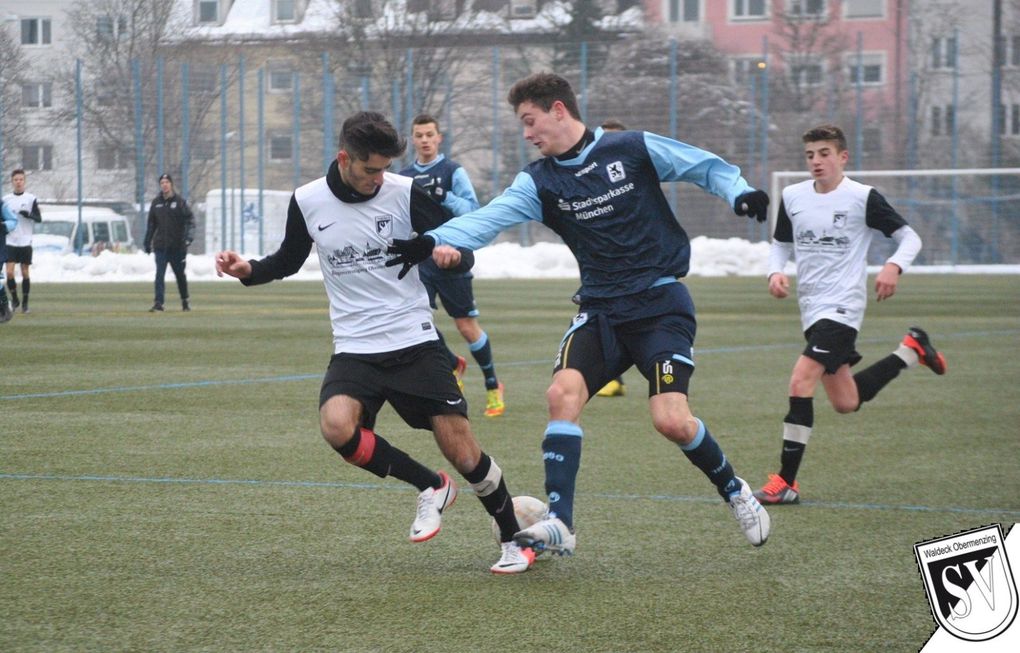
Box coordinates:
[831,397,858,414]
[319,413,356,449]
[546,380,582,411]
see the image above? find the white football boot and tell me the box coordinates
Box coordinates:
[410,471,457,543]
[490,541,536,574]
[513,516,576,556]
[728,477,771,547]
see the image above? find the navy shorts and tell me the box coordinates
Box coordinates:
[6,245,32,265]
[554,282,697,398]
[319,340,468,430]
[419,260,478,319]
[802,319,862,374]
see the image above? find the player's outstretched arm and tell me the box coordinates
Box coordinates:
[215,250,252,280]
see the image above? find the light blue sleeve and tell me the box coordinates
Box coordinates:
[643,131,753,208]
[1,202,17,234]
[442,167,480,216]
[428,171,542,250]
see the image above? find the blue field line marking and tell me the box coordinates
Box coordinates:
[3,472,1018,518]
[3,328,1017,402]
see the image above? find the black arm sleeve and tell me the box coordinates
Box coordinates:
[772,198,793,243]
[864,189,908,237]
[29,199,42,222]
[409,184,449,234]
[243,195,313,286]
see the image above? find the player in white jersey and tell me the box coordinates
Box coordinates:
[3,169,42,314]
[754,124,947,506]
[214,112,535,574]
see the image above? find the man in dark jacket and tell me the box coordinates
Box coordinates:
[144,173,194,312]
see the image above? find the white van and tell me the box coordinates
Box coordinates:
[31,205,136,255]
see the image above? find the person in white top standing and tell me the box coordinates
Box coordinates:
[3,169,42,314]
[214,111,535,574]
[753,124,947,506]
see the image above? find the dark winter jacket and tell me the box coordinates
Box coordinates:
[144,192,195,252]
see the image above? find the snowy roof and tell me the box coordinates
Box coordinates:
[178,0,643,42]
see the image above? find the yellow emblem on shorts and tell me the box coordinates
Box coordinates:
[662,374,674,384]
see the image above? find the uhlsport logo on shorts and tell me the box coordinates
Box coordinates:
[914,524,1017,642]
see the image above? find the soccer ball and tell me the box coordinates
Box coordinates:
[491,495,548,546]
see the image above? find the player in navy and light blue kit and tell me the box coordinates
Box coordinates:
[388,72,772,554]
[398,114,505,417]
[0,199,18,322]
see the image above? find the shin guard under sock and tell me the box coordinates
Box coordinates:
[334,427,439,491]
[542,421,583,529]
[680,418,739,499]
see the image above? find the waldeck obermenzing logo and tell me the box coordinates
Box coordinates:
[914,525,1018,642]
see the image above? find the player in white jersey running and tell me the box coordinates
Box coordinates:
[3,169,42,314]
[214,112,535,574]
[754,124,947,506]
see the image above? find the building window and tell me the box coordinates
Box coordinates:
[198,0,219,24]
[998,104,1020,136]
[669,0,700,22]
[844,0,884,18]
[732,57,765,84]
[786,0,826,19]
[846,52,885,85]
[268,67,295,93]
[21,18,52,45]
[22,82,52,109]
[269,134,292,161]
[861,127,882,155]
[97,15,128,40]
[97,144,130,170]
[22,144,54,171]
[191,139,216,160]
[931,105,954,137]
[790,62,823,87]
[932,36,957,70]
[274,0,296,22]
[189,67,218,94]
[732,0,767,20]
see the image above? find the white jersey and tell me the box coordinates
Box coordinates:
[769,176,921,331]
[294,171,438,355]
[2,191,40,247]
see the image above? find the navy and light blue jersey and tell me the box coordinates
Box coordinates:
[399,154,480,219]
[427,128,753,299]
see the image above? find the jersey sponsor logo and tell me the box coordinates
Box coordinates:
[574,161,599,177]
[833,210,848,229]
[562,182,637,221]
[325,242,386,271]
[914,524,1018,642]
[606,160,626,182]
[795,227,850,253]
[375,215,393,238]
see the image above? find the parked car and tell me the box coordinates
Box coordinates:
[32,205,136,255]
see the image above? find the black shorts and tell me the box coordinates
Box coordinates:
[802,319,863,374]
[6,245,32,265]
[420,261,478,319]
[554,283,697,398]
[319,340,468,431]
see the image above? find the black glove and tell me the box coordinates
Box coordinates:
[734,190,769,223]
[144,246,152,254]
[19,210,30,218]
[385,234,436,280]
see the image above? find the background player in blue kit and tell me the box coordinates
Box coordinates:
[388,72,772,555]
[399,114,505,417]
[0,199,18,322]
[753,124,947,506]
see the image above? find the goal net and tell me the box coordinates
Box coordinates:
[769,168,1020,266]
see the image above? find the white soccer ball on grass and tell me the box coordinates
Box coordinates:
[491,495,548,546]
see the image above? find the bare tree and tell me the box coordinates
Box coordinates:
[0,24,26,177]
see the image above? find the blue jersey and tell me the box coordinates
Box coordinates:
[399,154,480,220]
[427,128,753,299]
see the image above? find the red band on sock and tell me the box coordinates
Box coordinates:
[343,428,377,466]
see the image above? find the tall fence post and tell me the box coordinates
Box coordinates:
[491,46,501,200]
[292,72,301,189]
[75,58,84,254]
[323,52,335,174]
[258,67,265,255]
[157,57,165,177]
[133,59,144,243]
[758,35,770,242]
[181,62,190,197]
[220,63,228,252]
[239,55,246,254]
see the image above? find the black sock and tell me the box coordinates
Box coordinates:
[853,355,906,405]
[779,397,813,485]
[334,427,439,491]
[6,278,16,302]
[465,453,517,541]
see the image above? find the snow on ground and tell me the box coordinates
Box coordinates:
[20,237,1020,284]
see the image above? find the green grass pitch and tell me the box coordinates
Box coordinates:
[2,275,1018,652]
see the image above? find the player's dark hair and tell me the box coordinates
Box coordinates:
[411,113,440,132]
[340,111,406,161]
[601,119,627,131]
[802,124,848,151]
[11,168,25,178]
[507,72,582,121]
